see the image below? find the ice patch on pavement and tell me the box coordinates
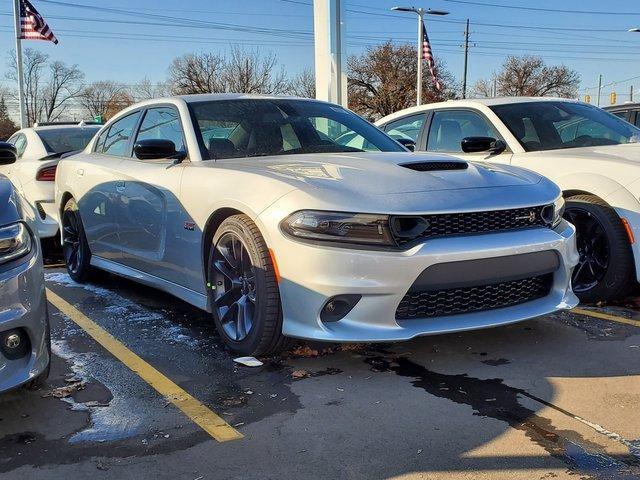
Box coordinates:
[45,272,199,347]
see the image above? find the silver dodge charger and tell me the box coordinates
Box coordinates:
[55,94,579,356]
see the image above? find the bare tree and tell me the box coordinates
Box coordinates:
[476,55,580,98]
[6,49,84,125]
[0,93,18,140]
[347,41,457,120]
[288,68,316,98]
[132,77,171,100]
[80,81,133,120]
[224,47,289,94]
[470,77,495,98]
[42,61,84,122]
[168,52,227,95]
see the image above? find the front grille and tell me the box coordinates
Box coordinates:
[400,161,468,171]
[395,274,553,320]
[392,205,551,246]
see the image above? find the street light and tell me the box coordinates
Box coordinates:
[391,6,450,106]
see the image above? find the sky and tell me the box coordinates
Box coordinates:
[0,0,639,113]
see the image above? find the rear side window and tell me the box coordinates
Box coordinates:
[635,111,640,128]
[12,134,27,158]
[100,112,142,156]
[384,114,426,142]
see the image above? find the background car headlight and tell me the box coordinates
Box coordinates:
[553,196,565,227]
[0,223,32,265]
[281,210,396,246]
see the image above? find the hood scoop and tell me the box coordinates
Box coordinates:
[400,160,469,172]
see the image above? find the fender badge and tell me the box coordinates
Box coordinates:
[184,221,196,231]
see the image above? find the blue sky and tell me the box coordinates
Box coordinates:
[1,0,639,103]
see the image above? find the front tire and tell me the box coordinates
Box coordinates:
[208,215,289,356]
[564,195,636,303]
[61,198,93,283]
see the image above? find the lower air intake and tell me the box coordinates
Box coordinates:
[395,274,553,320]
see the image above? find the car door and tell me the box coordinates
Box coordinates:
[115,105,190,284]
[422,109,513,165]
[77,110,142,261]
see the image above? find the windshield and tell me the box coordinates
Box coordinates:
[189,99,405,160]
[36,127,101,155]
[490,101,640,152]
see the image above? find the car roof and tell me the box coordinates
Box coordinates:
[604,102,640,111]
[31,124,102,131]
[174,93,318,103]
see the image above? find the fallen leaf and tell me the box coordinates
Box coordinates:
[233,357,263,367]
[42,381,85,398]
[292,369,310,379]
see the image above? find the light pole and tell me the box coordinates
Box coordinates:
[391,6,449,106]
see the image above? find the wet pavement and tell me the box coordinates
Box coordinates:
[1,267,639,479]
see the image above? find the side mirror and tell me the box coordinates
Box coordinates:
[0,142,17,165]
[461,136,506,155]
[396,138,416,152]
[133,139,186,161]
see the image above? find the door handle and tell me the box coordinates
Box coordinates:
[115,181,125,192]
[77,168,84,177]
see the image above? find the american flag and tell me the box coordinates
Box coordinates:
[19,0,58,44]
[422,22,440,91]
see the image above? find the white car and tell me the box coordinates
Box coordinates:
[377,98,640,302]
[55,94,577,355]
[1,123,101,238]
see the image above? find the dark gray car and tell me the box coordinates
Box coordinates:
[0,141,50,392]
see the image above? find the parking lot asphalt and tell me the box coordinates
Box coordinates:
[1,267,639,480]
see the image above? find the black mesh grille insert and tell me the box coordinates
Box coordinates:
[392,205,551,246]
[395,274,553,320]
[400,161,468,171]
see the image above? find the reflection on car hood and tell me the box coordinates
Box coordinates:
[0,175,21,226]
[526,143,640,165]
[214,152,542,195]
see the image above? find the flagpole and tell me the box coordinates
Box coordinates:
[13,0,27,128]
[416,8,424,106]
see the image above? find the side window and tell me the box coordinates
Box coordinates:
[13,134,27,158]
[102,112,142,156]
[384,114,426,142]
[427,110,501,153]
[634,111,640,128]
[135,107,186,154]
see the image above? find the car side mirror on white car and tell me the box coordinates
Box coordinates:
[0,142,17,165]
[133,139,186,162]
[461,136,506,155]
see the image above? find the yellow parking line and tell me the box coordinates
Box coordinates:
[571,307,640,328]
[46,289,243,443]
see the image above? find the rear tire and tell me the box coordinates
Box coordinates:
[564,195,636,303]
[61,198,93,283]
[208,215,290,356]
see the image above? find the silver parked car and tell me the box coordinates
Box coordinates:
[0,142,50,392]
[55,94,578,356]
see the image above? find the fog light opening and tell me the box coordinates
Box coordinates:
[320,295,362,323]
[1,329,31,360]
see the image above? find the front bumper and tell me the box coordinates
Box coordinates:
[268,220,579,342]
[0,244,50,393]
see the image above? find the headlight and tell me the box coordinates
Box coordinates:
[553,196,565,227]
[0,223,32,265]
[281,210,396,247]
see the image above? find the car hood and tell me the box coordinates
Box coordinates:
[214,152,542,195]
[0,175,21,226]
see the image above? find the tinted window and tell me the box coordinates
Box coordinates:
[12,134,27,158]
[135,107,185,154]
[491,102,640,151]
[384,114,426,142]
[36,127,100,154]
[427,110,501,153]
[189,99,404,160]
[635,111,640,128]
[102,112,142,156]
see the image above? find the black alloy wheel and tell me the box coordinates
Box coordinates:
[564,195,636,303]
[61,198,93,283]
[564,207,609,293]
[211,232,257,342]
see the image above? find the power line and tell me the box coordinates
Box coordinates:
[442,0,640,16]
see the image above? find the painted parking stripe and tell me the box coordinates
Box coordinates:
[571,307,640,328]
[46,288,243,443]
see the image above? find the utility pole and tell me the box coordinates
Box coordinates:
[13,0,26,128]
[462,19,470,99]
[631,85,634,103]
[596,74,603,107]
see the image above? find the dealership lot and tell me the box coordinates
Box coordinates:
[0,267,639,480]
